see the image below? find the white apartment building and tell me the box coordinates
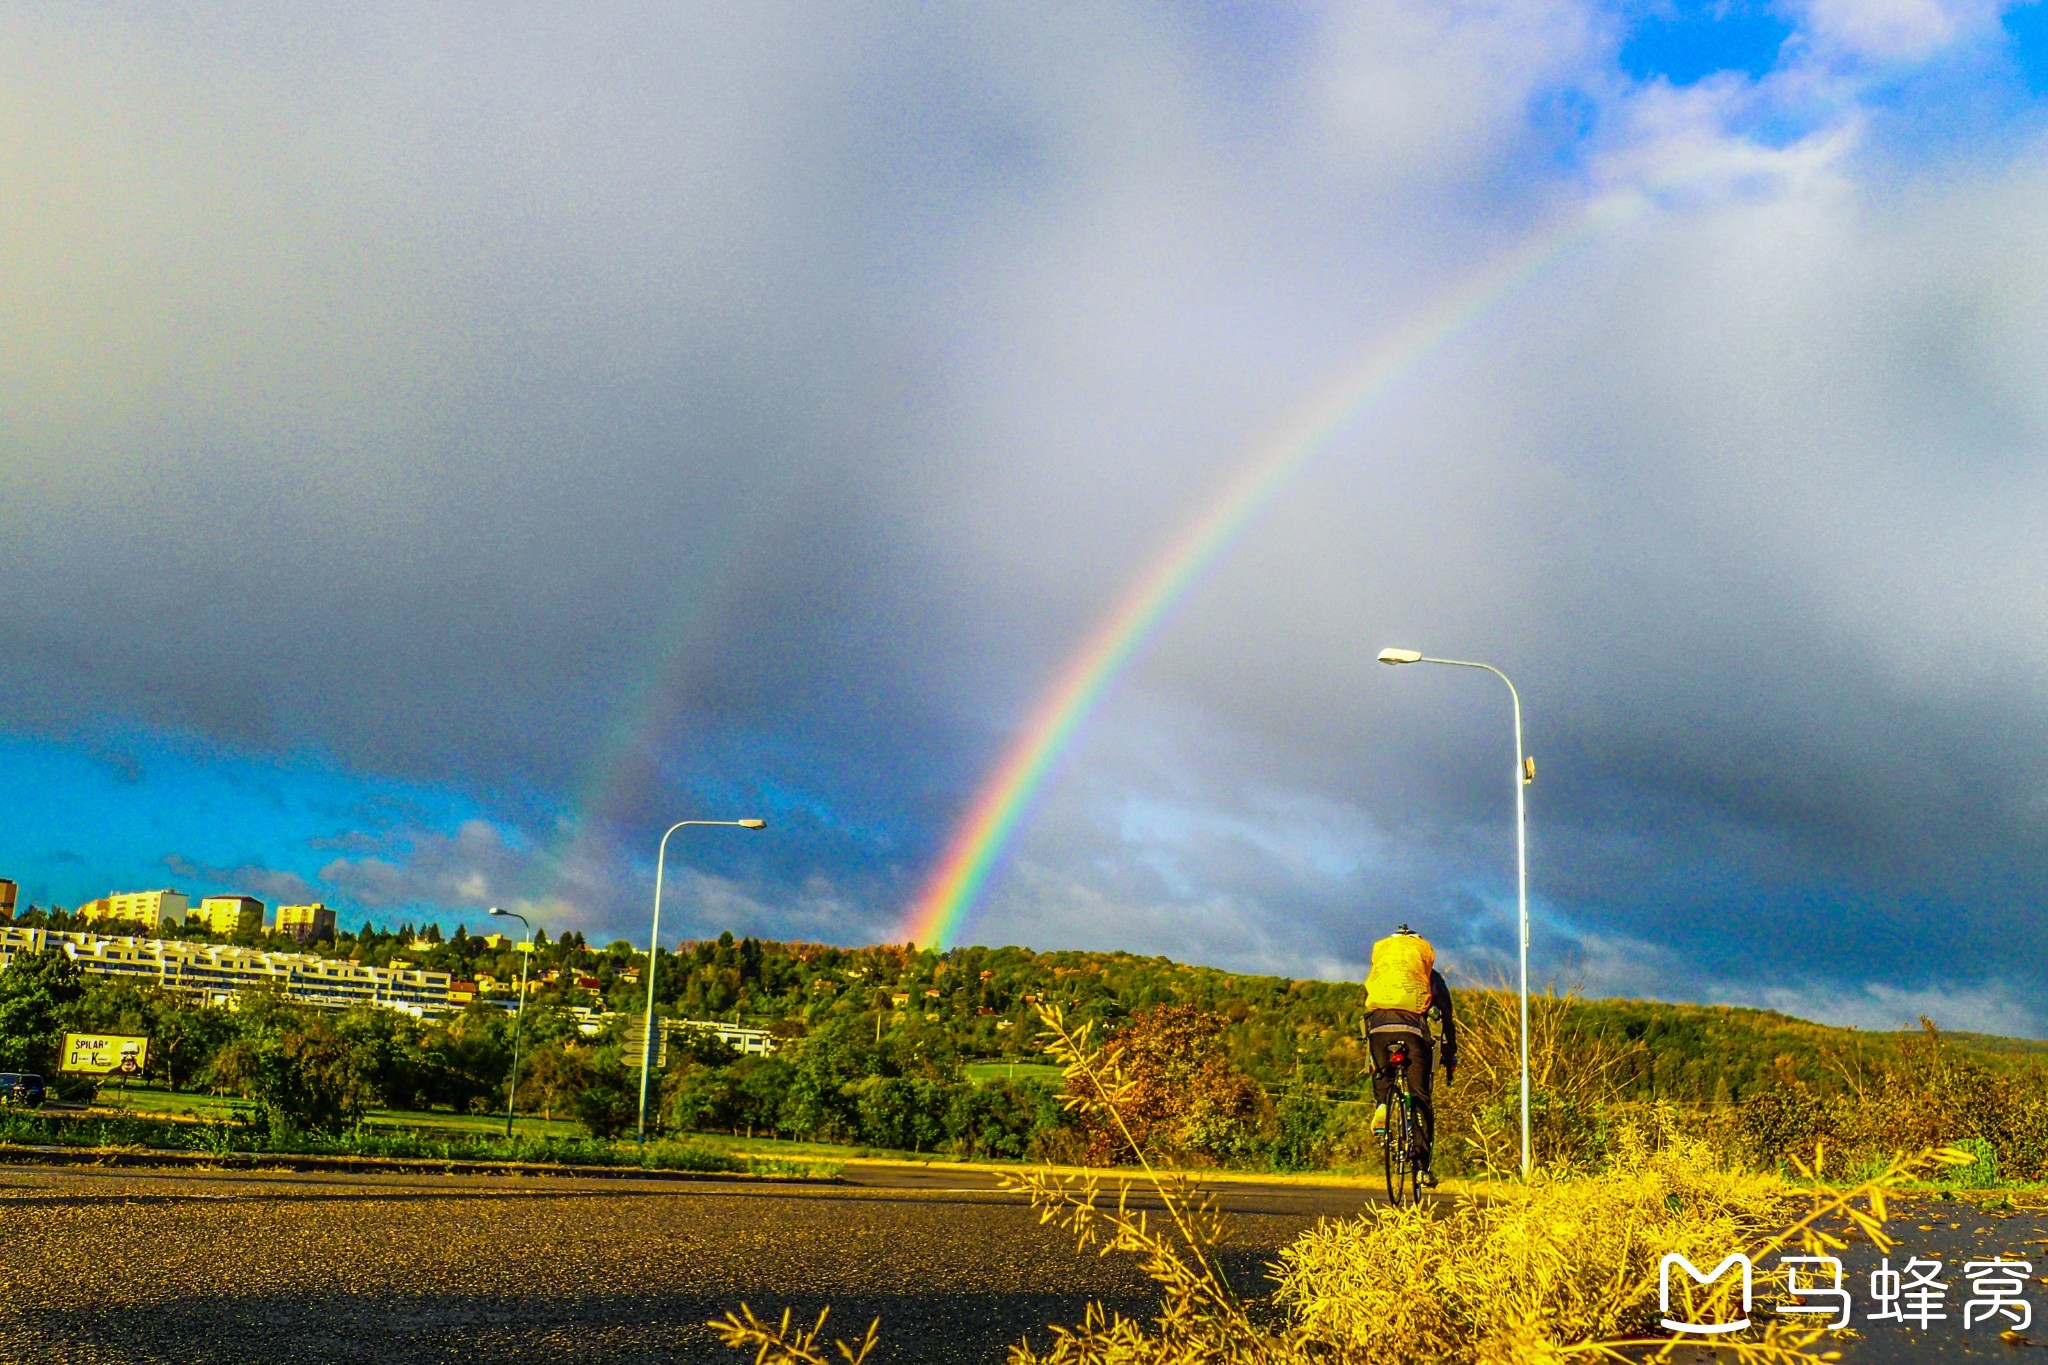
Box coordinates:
[0,925,454,1017]
[622,1015,777,1067]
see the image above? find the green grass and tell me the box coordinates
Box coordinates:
[92,1082,587,1142]
[670,1129,944,1163]
[962,1061,1063,1086]
[2,1104,846,1177]
[87,1085,890,1166]
[83,1083,1008,1171]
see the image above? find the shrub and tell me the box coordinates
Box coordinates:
[1733,1019,2048,1185]
[1072,1004,1271,1167]
[639,1138,746,1173]
[1267,1091,1336,1172]
[573,1050,640,1139]
[1738,1085,1833,1168]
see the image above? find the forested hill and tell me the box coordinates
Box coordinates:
[651,934,2047,1106]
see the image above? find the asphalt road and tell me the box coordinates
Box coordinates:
[0,1163,1376,1364]
[2,1163,2039,1363]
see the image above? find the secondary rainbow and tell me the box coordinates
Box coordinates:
[899,209,1617,949]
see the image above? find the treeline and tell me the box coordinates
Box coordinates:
[23,908,2043,1110]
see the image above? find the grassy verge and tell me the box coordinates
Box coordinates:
[89,1082,588,1141]
[0,1106,840,1178]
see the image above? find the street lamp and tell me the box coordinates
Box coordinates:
[489,906,534,1141]
[1377,646,1535,1180]
[636,817,768,1144]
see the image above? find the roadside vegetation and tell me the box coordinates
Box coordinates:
[714,1002,1978,1365]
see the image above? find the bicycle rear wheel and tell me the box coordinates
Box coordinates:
[1382,1091,1419,1207]
[1399,1098,1424,1206]
[1380,1095,1401,1204]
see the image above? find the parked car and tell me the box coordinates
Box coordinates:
[0,1072,46,1107]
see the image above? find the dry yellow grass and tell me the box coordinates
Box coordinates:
[1274,1122,1778,1357]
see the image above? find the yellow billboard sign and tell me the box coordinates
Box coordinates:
[59,1033,149,1076]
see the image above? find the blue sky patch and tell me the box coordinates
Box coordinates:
[1619,1,1794,85]
[2008,0,2048,95]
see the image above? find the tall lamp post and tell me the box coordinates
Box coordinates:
[489,906,533,1140]
[1377,647,1535,1180]
[636,817,768,1144]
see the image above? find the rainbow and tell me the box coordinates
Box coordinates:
[899,206,1624,949]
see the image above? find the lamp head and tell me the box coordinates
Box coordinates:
[488,906,506,917]
[738,818,767,830]
[1377,648,1423,665]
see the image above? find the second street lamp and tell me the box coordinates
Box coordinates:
[636,817,768,1144]
[1377,646,1535,1180]
[489,906,533,1141]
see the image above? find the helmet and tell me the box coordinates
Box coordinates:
[1394,923,1416,936]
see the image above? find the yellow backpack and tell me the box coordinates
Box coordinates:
[1365,933,1435,1013]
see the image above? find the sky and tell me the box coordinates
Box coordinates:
[5,1,2048,1036]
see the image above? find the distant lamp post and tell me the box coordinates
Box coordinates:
[1377,646,1535,1180]
[489,906,534,1140]
[636,818,768,1144]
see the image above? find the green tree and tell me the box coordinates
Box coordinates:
[573,1048,639,1139]
[1269,1091,1336,1172]
[943,1078,1058,1160]
[203,993,370,1136]
[517,1043,587,1123]
[0,948,85,1076]
[145,994,239,1090]
[665,1062,737,1133]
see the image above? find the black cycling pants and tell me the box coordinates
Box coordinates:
[1369,1029,1435,1166]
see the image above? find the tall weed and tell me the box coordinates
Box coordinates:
[1429,979,1646,1176]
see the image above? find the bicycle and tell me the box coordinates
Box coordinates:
[1376,1032,1427,1208]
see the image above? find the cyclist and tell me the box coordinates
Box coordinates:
[1366,924,1457,1185]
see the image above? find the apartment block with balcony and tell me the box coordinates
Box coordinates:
[83,890,189,929]
[190,896,265,935]
[0,925,454,1017]
[274,903,337,944]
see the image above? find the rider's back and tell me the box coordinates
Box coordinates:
[1365,933,1435,1013]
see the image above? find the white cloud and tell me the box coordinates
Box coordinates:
[1306,0,1606,189]
[1793,0,1993,63]
[1737,978,2046,1035]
